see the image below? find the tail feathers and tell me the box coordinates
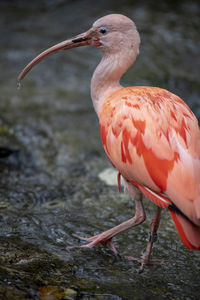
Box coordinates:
[169,209,200,250]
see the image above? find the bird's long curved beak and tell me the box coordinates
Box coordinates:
[17,30,91,82]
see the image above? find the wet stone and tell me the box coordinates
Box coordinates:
[0,236,73,299]
[63,288,77,300]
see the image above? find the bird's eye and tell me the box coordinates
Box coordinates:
[99,27,107,35]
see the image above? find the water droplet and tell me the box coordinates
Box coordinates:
[17,81,21,90]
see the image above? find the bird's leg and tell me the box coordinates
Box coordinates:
[139,206,162,270]
[124,206,162,270]
[67,191,145,255]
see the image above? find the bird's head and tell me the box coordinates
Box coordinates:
[91,14,140,54]
[18,14,140,81]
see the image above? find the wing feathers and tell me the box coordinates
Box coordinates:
[137,184,171,208]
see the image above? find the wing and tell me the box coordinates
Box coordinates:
[99,86,200,228]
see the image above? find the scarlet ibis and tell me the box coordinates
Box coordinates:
[18,14,200,266]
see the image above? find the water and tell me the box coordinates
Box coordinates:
[0,0,200,299]
[17,81,21,90]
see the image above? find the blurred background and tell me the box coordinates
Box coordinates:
[0,0,200,299]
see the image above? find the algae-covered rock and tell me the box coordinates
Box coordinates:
[0,237,73,299]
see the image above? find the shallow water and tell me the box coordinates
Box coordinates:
[0,0,200,299]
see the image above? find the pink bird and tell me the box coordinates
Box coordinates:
[18,14,200,266]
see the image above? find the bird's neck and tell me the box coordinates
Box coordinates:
[91,49,136,116]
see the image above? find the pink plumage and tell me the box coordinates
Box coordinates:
[100,86,200,249]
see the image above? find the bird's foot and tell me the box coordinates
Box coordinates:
[124,253,166,272]
[67,197,145,257]
[67,232,119,255]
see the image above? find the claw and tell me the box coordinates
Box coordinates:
[67,233,119,254]
[71,233,95,241]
